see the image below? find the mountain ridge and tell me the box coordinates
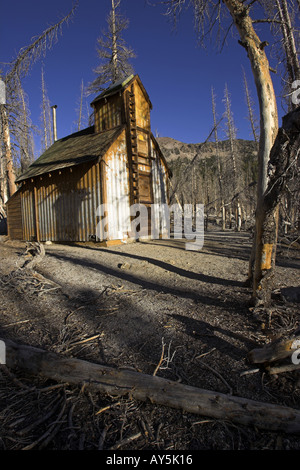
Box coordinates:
[156,136,258,163]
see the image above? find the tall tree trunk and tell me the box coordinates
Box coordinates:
[224,0,279,305]
[277,0,300,81]
[211,87,226,230]
[243,68,259,143]
[254,106,300,305]
[275,0,300,111]
[0,143,8,213]
[41,67,53,151]
[16,74,34,172]
[111,0,119,82]
[77,79,84,131]
[0,106,17,197]
[224,83,241,231]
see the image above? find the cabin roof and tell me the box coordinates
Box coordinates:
[90,74,153,109]
[16,125,125,183]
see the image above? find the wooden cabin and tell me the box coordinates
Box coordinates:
[6,75,171,245]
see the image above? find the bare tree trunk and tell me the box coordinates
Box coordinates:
[0,144,8,214]
[77,79,84,131]
[16,74,34,172]
[277,0,300,81]
[224,0,279,304]
[275,0,300,111]
[0,106,16,197]
[243,68,259,143]
[41,67,53,151]
[224,83,241,231]
[111,0,119,82]
[253,106,300,306]
[0,3,77,204]
[211,87,226,230]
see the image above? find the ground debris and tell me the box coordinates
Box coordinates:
[0,232,299,450]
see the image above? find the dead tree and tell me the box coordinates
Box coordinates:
[243,67,259,143]
[161,0,281,305]
[15,74,35,172]
[261,0,300,111]
[224,83,242,231]
[0,2,78,205]
[40,67,53,152]
[0,106,16,198]
[87,0,135,94]
[253,105,300,305]
[77,79,84,131]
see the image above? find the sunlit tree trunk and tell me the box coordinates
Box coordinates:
[111,0,119,82]
[0,106,17,197]
[41,67,53,151]
[243,68,259,143]
[224,83,241,231]
[224,0,279,305]
[211,87,226,230]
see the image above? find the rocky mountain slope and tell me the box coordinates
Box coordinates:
[156,136,258,163]
[156,136,259,222]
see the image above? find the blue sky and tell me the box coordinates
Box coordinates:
[1,0,287,157]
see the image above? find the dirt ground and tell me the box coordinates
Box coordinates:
[0,227,299,451]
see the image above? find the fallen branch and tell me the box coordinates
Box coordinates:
[248,329,300,364]
[266,364,300,375]
[109,432,142,451]
[22,242,45,269]
[2,338,300,434]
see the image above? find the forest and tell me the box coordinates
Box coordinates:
[0,0,300,454]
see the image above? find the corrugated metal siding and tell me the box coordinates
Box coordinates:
[6,190,23,240]
[102,132,131,240]
[151,139,169,238]
[21,184,36,241]
[14,130,170,244]
[19,162,103,242]
[17,131,132,243]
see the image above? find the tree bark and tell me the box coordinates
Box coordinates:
[253,106,300,305]
[0,107,17,197]
[223,0,279,305]
[2,337,300,433]
[111,0,119,82]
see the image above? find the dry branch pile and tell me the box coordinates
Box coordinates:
[0,242,61,298]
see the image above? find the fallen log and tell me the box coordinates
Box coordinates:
[2,338,300,434]
[248,329,300,364]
